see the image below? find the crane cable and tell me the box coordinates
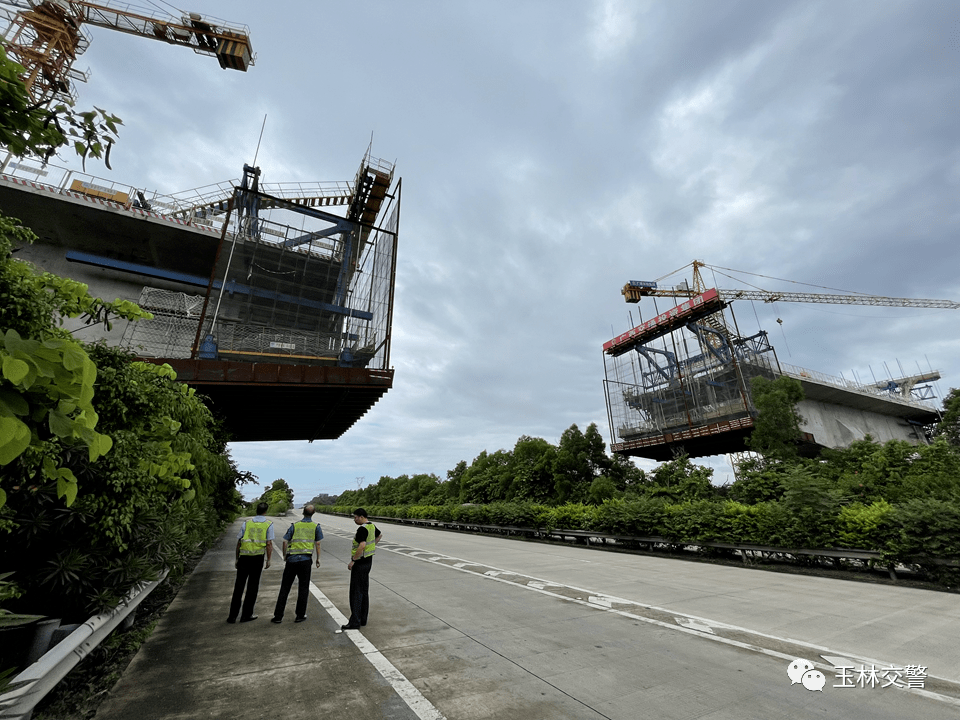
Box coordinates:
[705,263,877,297]
[141,0,184,19]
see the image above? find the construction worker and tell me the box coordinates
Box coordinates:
[227,501,273,623]
[341,508,382,630]
[271,504,323,623]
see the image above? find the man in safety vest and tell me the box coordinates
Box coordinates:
[341,508,383,630]
[271,504,324,623]
[227,501,274,623]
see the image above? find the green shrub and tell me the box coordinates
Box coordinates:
[548,503,596,530]
[880,499,960,584]
[836,500,893,549]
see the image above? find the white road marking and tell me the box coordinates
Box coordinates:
[675,617,715,634]
[362,536,960,708]
[821,654,863,668]
[307,581,446,720]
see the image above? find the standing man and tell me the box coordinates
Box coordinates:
[271,504,323,624]
[341,508,382,630]
[228,501,274,623]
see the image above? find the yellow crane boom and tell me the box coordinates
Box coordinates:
[621,261,960,310]
[1,0,253,104]
[623,283,960,310]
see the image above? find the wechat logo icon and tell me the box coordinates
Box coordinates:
[788,658,825,691]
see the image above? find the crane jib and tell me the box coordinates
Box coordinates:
[716,290,960,309]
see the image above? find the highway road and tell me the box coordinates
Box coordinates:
[95,512,960,719]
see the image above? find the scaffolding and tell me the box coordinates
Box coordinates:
[602,288,942,459]
[602,292,780,457]
[122,155,399,371]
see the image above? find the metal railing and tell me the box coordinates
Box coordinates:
[780,363,939,410]
[0,570,168,720]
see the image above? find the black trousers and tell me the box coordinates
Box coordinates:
[229,554,264,620]
[347,558,373,626]
[273,560,312,619]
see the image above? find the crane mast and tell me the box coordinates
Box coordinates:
[1,0,253,104]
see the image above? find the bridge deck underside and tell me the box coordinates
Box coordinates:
[145,359,393,442]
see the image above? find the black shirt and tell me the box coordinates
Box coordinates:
[353,523,381,565]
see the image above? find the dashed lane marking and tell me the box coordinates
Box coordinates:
[318,526,960,707]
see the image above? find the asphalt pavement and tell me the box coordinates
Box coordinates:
[92,513,960,719]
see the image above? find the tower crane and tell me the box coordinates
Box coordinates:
[0,0,254,105]
[621,260,960,310]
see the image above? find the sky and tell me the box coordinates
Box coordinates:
[25,0,960,503]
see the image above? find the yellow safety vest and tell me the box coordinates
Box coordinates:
[288,521,316,556]
[239,519,272,556]
[351,522,377,559]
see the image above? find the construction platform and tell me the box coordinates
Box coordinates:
[602,290,941,461]
[0,154,400,442]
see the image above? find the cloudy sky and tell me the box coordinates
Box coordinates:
[35,0,960,502]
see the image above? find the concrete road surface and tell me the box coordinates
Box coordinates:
[94,513,960,719]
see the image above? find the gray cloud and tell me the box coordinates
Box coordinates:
[42,0,960,500]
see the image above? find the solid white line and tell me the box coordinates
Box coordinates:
[307,580,445,720]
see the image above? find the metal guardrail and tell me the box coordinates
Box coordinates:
[351,515,960,582]
[0,569,168,720]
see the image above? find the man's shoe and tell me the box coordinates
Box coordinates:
[239,615,259,622]
[226,618,236,624]
[341,623,361,630]
[360,622,367,626]
[294,616,307,623]
[270,617,282,624]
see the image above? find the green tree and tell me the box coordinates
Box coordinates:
[935,388,960,447]
[587,475,619,504]
[779,464,841,548]
[1,341,242,618]
[0,215,150,512]
[459,450,512,504]
[445,461,467,502]
[0,46,122,169]
[727,458,787,504]
[258,478,294,514]
[553,423,608,504]
[647,454,715,502]
[746,375,805,462]
[608,453,646,494]
[510,436,558,503]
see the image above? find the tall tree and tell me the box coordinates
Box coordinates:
[935,388,960,447]
[746,375,805,462]
[553,423,608,504]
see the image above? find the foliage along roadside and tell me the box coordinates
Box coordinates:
[323,378,960,588]
[0,212,248,621]
[244,478,295,516]
[317,496,960,586]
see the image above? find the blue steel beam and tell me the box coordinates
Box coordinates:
[64,250,373,320]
